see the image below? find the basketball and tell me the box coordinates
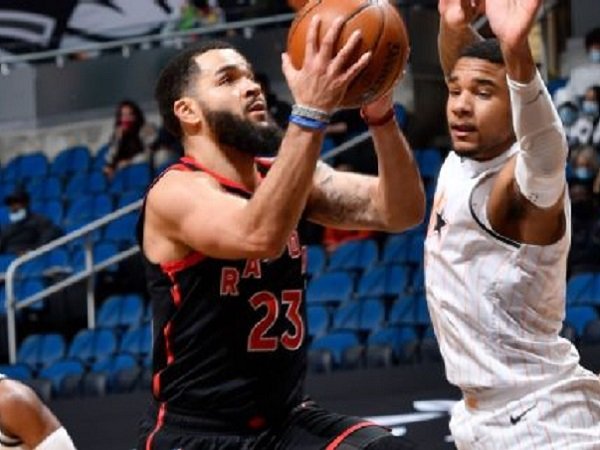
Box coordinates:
[287,0,409,108]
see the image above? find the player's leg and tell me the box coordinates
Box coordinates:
[269,400,416,449]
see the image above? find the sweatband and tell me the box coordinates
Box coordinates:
[34,427,77,450]
[509,70,568,208]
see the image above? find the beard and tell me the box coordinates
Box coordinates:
[202,106,283,157]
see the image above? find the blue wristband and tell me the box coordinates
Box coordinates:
[289,114,328,131]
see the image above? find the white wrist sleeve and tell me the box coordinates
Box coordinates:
[34,427,76,450]
[509,70,568,208]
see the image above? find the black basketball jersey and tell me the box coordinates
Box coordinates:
[138,156,308,434]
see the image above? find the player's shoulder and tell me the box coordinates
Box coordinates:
[0,379,40,417]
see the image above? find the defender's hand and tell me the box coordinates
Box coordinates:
[439,0,485,30]
[485,0,541,50]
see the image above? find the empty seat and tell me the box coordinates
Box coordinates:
[0,363,32,380]
[332,298,385,332]
[97,294,144,330]
[328,240,378,273]
[306,245,326,278]
[39,359,85,395]
[91,353,138,391]
[17,333,65,371]
[306,272,353,306]
[367,325,418,362]
[567,273,600,306]
[51,146,91,177]
[565,305,599,338]
[356,265,409,298]
[119,323,152,359]
[67,328,117,365]
[307,305,329,340]
[310,330,360,367]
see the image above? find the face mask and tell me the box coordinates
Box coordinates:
[589,49,600,64]
[574,167,595,180]
[8,208,26,223]
[581,100,599,119]
[559,106,578,126]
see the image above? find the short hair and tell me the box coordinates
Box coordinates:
[154,40,236,138]
[584,27,600,51]
[459,39,504,66]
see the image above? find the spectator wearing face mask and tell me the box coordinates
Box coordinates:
[554,27,600,106]
[570,85,600,147]
[0,190,63,255]
[103,100,156,178]
[557,100,580,147]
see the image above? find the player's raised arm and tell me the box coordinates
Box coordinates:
[438,0,485,75]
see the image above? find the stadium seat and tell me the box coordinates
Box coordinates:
[119,323,152,359]
[565,305,599,338]
[91,194,114,219]
[340,345,364,370]
[3,152,48,182]
[93,242,120,272]
[365,345,394,368]
[41,200,64,226]
[91,353,138,391]
[307,305,329,340]
[103,213,138,246]
[67,328,117,365]
[0,253,15,273]
[332,298,385,332]
[24,378,52,403]
[97,294,144,330]
[93,144,110,172]
[109,163,151,195]
[306,244,326,278]
[41,177,63,201]
[382,234,412,265]
[64,174,89,199]
[112,365,141,393]
[420,327,442,363]
[566,272,600,306]
[356,265,409,298]
[306,272,354,306]
[43,248,72,277]
[0,363,32,380]
[16,278,46,310]
[582,319,600,345]
[310,330,360,367]
[87,171,108,194]
[416,148,443,179]
[39,359,85,395]
[116,191,143,209]
[81,372,108,397]
[328,239,378,273]
[17,333,65,372]
[50,145,91,177]
[367,325,418,362]
[64,195,95,227]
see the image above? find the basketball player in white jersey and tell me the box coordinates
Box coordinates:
[425,0,600,448]
[0,375,76,450]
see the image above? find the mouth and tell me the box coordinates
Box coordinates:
[247,100,266,114]
[450,123,477,139]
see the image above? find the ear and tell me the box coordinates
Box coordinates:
[174,97,203,131]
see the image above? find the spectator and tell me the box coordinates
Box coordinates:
[557,100,580,147]
[0,190,63,255]
[255,72,291,130]
[570,85,600,148]
[178,0,225,30]
[554,27,600,106]
[103,100,156,178]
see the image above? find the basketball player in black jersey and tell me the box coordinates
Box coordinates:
[137,15,424,450]
[0,375,77,449]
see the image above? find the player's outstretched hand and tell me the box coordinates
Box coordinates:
[439,0,485,30]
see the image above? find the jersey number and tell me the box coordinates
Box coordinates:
[247,290,304,352]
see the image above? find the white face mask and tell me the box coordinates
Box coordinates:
[8,208,27,223]
[590,49,600,64]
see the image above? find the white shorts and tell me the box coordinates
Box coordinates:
[449,367,600,449]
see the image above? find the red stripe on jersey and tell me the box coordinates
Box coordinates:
[160,251,205,274]
[145,402,166,450]
[164,321,175,365]
[181,156,253,193]
[325,421,376,450]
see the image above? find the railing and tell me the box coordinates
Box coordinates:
[5,200,142,364]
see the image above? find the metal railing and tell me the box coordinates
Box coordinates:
[5,199,143,364]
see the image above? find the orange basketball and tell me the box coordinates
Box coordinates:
[287,0,409,108]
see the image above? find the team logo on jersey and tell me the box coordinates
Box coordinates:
[433,211,447,235]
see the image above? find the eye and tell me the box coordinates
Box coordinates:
[476,91,492,99]
[448,89,460,97]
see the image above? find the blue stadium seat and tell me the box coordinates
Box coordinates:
[582,319,600,345]
[306,244,326,278]
[39,359,85,394]
[91,194,113,219]
[67,328,118,365]
[310,330,360,367]
[567,272,600,306]
[104,213,137,246]
[43,249,72,277]
[306,272,354,306]
[93,242,119,272]
[50,145,91,177]
[93,143,110,172]
[307,305,329,340]
[417,148,443,179]
[116,191,143,209]
[16,278,46,310]
[3,152,48,182]
[367,325,418,362]
[405,238,424,266]
[388,295,420,325]
[97,294,143,330]
[41,200,64,226]
[328,239,378,273]
[393,103,407,128]
[547,77,568,98]
[356,265,409,298]
[87,171,108,194]
[64,195,95,227]
[64,174,89,199]
[119,323,152,359]
[411,266,425,293]
[332,298,385,332]
[565,306,599,338]
[17,333,66,372]
[382,234,412,265]
[109,163,151,194]
[91,353,138,390]
[0,253,16,273]
[0,363,33,380]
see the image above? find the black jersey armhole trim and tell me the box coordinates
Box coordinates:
[468,181,521,249]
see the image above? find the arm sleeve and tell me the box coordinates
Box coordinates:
[34,427,76,450]
[509,70,568,208]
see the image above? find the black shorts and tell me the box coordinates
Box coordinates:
[138,400,416,450]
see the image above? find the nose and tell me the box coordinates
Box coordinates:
[242,77,262,99]
[450,91,473,118]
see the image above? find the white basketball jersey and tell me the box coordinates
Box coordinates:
[0,374,24,450]
[424,145,582,395]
